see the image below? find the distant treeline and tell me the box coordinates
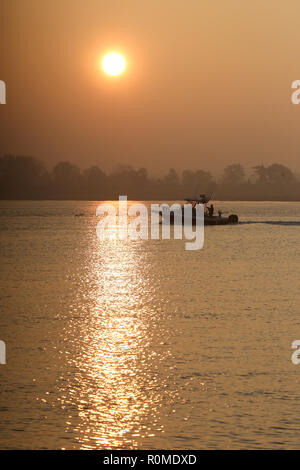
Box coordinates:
[1,154,300,201]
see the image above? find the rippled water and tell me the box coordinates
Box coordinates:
[0,201,300,449]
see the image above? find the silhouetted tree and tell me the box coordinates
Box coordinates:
[0,154,50,199]
[161,168,180,199]
[251,164,299,200]
[222,164,245,186]
[182,169,215,198]
[83,166,107,200]
[52,161,82,199]
[252,165,269,185]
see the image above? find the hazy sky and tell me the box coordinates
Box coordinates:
[1,0,300,174]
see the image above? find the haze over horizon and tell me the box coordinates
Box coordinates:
[1,0,300,174]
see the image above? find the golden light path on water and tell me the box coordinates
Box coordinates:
[57,203,176,449]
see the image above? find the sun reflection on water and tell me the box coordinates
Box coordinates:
[58,215,170,449]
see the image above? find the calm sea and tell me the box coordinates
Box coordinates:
[0,201,300,449]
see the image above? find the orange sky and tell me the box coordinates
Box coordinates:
[1,0,300,174]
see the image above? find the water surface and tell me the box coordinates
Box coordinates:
[0,201,300,449]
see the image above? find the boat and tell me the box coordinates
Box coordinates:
[160,194,239,225]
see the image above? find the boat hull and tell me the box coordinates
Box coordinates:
[204,214,238,225]
[161,213,239,225]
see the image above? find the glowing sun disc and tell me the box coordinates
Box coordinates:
[102,52,126,76]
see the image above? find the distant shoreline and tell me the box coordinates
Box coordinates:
[1,199,300,203]
[1,156,300,202]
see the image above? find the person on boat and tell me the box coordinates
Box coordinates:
[208,204,214,216]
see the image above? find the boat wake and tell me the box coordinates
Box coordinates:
[239,221,300,226]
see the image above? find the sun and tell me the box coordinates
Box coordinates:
[102,52,126,76]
